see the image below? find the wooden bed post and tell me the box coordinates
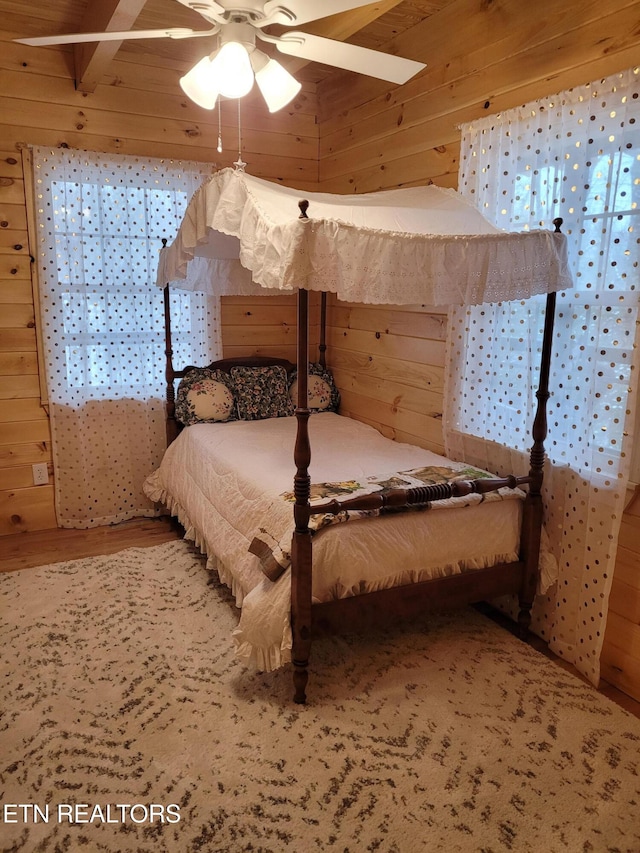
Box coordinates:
[291,200,313,704]
[162,240,179,447]
[318,291,327,368]
[517,218,562,636]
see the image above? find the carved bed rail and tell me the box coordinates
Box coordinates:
[310,474,531,516]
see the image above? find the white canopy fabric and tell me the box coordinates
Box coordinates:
[157,168,573,306]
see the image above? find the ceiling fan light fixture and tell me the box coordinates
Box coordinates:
[179,53,220,110]
[210,40,254,99]
[15,2,429,117]
[253,55,301,113]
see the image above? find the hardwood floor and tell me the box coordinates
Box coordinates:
[0,517,182,572]
[1,519,639,720]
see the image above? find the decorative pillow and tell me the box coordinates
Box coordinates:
[231,365,295,421]
[289,363,340,413]
[175,368,237,426]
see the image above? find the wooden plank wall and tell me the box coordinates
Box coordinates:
[0,28,318,535]
[317,0,640,194]
[0,151,57,534]
[328,297,447,454]
[316,0,640,452]
[601,490,640,701]
[221,293,320,365]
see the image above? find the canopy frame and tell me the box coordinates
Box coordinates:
[160,201,563,703]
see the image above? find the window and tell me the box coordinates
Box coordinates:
[32,148,218,527]
[41,168,215,401]
[449,68,640,686]
[456,121,639,479]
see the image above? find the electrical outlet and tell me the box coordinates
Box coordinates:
[32,462,49,486]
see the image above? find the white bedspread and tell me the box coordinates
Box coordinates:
[144,414,531,671]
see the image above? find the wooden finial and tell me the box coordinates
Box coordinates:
[298,199,309,220]
[553,217,563,233]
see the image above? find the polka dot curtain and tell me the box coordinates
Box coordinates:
[444,67,640,686]
[32,148,218,528]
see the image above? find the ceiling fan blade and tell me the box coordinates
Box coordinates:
[174,0,226,24]
[14,27,213,47]
[260,0,386,27]
[273,32,426,84]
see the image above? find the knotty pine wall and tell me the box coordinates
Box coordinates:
[318,0,640,194]
[0,28,318,535]
[327,297,447,455]
[601,489,640,702]
[221,294,320,366]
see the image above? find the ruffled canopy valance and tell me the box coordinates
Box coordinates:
[157,168,573,306]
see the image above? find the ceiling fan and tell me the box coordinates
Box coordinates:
[15,1,426,112]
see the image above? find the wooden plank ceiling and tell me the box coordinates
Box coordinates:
[5,0,454,89]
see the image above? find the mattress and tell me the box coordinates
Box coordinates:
[144,413,525,670]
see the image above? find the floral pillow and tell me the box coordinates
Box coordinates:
[289,363,340,413]
[175,368,237,426]
[230,365,295,421]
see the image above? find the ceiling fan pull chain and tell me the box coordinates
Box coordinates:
[217,100,223,154]
[234,98,247,172]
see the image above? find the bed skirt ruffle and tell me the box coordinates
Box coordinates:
[144,470,294,670]
[144,470,249,609]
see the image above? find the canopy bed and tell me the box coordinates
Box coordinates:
[145,167,572,703]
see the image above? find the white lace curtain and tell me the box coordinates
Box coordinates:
[32,148,219,528]
[444,67,640,685]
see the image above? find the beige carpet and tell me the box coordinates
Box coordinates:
[1,539,639,853]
